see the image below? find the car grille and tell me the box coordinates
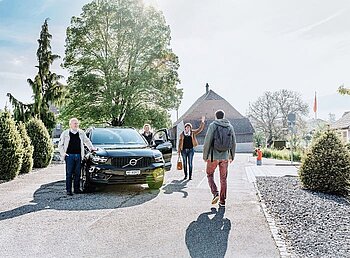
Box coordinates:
[110,157,152,168]
[107,175,148,184]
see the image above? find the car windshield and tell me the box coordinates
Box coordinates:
[91,128,147,145]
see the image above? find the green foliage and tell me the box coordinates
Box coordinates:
[299,130,350,196]
[124,106,172,129]
[253,147,303,162]
[338,85,350,95]
[26,118,54,168]
[253,131,265,147]
[0,112,23,180]
[17,122,34,174]
[61,0,182,127]
[7,19,66,132]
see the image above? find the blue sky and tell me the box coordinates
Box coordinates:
[1,0,350,122]
[0,0,89,106]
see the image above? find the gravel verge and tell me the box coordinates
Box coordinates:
[256,176,350,258]
[0,162,62,185]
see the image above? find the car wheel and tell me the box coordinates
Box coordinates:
[147,169,164,189]
[81,164,95,193]
[147,179,163,189]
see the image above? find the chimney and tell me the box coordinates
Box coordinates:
[206,83,209,94]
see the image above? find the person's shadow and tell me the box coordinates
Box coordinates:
[162,179,189,198]
[185,207,231,258]
[0,180,159,221]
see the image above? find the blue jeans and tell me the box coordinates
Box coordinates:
[65,154,81,193]
[181,148,194,178]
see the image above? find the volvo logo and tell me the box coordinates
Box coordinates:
[122,157,143,168]
[129,159,138,166]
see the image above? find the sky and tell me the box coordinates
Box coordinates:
[0,0,349,123]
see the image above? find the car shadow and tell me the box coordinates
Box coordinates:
[185,207,231,258]
[162,179,189,198]
[0,180,159,221]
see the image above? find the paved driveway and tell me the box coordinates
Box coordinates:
[0,154,279,258]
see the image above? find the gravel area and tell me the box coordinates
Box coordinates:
[256,176,350,258]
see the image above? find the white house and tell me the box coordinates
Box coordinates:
[332,111,350,143]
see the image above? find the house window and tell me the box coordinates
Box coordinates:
[341,130,348,142]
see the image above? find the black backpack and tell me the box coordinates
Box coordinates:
[212,124,234,152]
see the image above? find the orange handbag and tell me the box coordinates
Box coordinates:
[177,156,183,170]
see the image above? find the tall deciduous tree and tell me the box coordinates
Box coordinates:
[61,0,182,127]
[248,89,309,143]
[248,91,279,144]
[7,19,66,132]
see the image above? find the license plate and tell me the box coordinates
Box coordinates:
[126,170,141,175]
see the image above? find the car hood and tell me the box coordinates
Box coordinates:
[93,145,159,157]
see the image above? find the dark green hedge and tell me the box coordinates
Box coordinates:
[26,118,53,168]
[0,112,23,180]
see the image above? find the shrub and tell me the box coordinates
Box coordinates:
[17,122,34,173]
[253,148,303,162]
[299,130,350,196]
[0,112,23,180]
[26,118,54,168]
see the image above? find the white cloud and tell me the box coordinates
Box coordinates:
[293,9,345,34]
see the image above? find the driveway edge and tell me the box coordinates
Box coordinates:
[254,181,294,258]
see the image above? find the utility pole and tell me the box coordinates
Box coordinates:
[288,113,296,164]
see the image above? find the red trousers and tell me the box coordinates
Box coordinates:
[206,160,229,204]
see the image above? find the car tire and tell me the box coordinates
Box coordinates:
[81,164,96,193]
[147,174,164,189]
[147,180,163,189]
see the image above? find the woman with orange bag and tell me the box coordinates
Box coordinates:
[178,116,205,180]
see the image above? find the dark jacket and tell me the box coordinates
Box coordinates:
[142,132,153,145]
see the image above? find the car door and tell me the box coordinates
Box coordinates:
[153,129,173,171]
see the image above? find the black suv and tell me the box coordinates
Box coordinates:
[81,127,172,192]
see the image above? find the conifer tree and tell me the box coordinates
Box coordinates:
[0,112,23,180]
[26,117,54,168]
[299,130,350,196]
[7,19,65,132]
[17,122,34,174]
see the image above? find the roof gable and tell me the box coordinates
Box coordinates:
[174,89,244,125]
[332,111,350,129]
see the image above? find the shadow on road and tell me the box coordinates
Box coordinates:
[162,179,189,198]
[0,180,159,221]
[185,207,231,258]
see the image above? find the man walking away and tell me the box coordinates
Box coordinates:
[58,118,96,196]
[203,110,236,207]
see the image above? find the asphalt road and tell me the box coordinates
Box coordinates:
[0,153,279,258]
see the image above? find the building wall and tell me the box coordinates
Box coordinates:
[236,134,254,143]
[194,142,254,153]
[193,133,253,146]
[336,129,350,143]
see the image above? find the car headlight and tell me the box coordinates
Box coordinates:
[154,155,164,163]
[91,154,108,164]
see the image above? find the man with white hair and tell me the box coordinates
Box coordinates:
[58,118,96,196]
